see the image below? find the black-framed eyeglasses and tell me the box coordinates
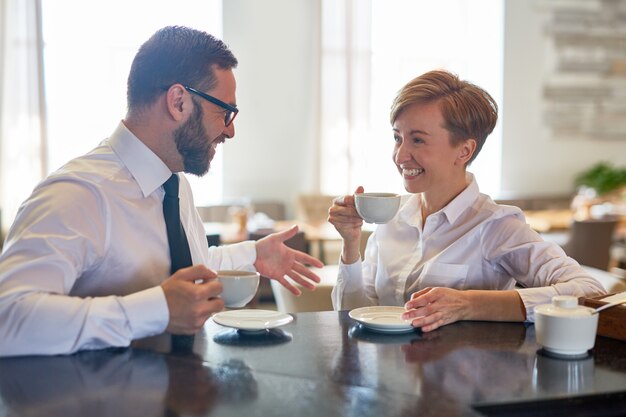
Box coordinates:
[183,85,239,127]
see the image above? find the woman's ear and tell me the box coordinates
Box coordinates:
[456,138,477,166]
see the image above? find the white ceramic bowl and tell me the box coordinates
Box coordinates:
[217,270,260,308]
[355,193,401,224]
[534,295,598,357]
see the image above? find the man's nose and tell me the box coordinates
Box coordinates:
[223,122,235,139]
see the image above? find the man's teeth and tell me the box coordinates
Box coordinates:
[403,168,424,176]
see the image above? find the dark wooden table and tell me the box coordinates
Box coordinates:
[1,311,625,416]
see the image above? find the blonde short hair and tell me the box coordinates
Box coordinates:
[390,70,498,163]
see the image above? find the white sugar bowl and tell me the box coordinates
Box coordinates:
[534,295,599,357]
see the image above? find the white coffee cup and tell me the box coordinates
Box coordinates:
[534,295,599,357]
[355,192,401,224]
[217,270,260,308]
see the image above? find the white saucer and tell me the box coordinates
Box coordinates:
[348,306,415,334]
[212,309,293,332]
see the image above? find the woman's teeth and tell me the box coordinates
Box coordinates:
[403,168,424,176]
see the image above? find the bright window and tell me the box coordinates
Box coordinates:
[320,0,504,197]
[41,0,224,204]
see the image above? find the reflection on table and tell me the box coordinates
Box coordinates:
[1,311,625,417]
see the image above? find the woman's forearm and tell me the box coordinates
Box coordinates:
[465,290,527,322]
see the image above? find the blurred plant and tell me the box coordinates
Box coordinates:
[575,162,626,196]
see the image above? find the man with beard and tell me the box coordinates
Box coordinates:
[0,26,322,357]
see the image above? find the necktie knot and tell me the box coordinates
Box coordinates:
[163,174,179,197]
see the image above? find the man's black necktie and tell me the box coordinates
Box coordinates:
[162,174,194,351]
[163,174,193,273]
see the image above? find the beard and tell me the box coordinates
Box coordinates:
[173,101,214,176]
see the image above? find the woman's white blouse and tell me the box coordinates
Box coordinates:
[331,174,605,321]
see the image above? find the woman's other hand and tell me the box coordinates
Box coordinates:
[402,287,526,332]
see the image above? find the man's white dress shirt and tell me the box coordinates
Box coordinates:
[332,174,605,321]
[0,122,256,356]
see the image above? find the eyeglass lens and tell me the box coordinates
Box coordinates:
[224,111,236,127]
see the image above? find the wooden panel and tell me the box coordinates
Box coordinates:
[583,294,626,342]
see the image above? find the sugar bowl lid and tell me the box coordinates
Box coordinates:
[534,295,595,318]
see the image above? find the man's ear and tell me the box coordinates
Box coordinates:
[456,138,477,166]
[165,84,189,122]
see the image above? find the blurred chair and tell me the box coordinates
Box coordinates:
[196,204,238,223]
[611,240,626,270]
[251,201,286,221]
[248,230,307,252]
[561,218,618,271]
[197,200,286,223]
[206,234,220,248]
[295,193,340,262]
[270,265,337,313]
[295,194,337,223]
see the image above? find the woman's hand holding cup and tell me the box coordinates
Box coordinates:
[328,186,365,264]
